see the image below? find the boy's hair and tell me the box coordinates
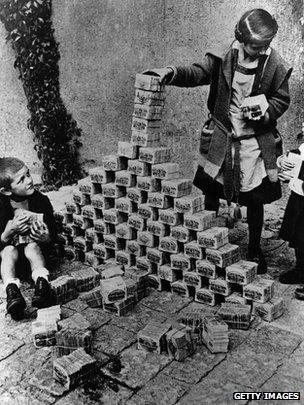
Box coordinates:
[0,157,25,190]
[235,9,278,45]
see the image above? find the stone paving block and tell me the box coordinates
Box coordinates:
[0,344,51,388]
[81,307,111,330]
[277,340,304,382]
[177,301,219,317]
[92,348,110,366]
[236,324,302,361]
[177,378,249,405]
[0,333,24,361]
[29,358,67,396]
[93,324,137,355]
[126,374,190,405]
[251,374,304,405]
[1,385,56,404]
[55,385,133,405]
[140,289,192,314]
[228,329,252,353]
[101,343,172,389]
[62,298,88,312]
[110,304,168,333]
[161,344,226,384]
[271,285,304,336]
[212,354,279,388]
[61,306,76,319]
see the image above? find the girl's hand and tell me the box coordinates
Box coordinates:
[30,220,50,243]
[141,67,174,84]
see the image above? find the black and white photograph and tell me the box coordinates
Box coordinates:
[0,0,303,404]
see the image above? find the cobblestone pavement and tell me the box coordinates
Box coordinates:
[0,187,303,405]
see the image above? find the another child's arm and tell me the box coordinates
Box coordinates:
[144,54,214,87]
[277,151,296,182]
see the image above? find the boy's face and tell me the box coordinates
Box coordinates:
[9,166,34,197]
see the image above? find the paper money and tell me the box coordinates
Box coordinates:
[253,298,284,322]
[243,277,275,303]
[131,130,160,147]
[128,159,151,176]
[100,276,127,303]
[89,166,114,184]
[51,276,78,304]
[103,155,127,171]
[70,267,101,292]
[139,147,171,165]
[137,320,172,354]
[115,170,137,187]
[206,244,240,268]
[226,260,258,285]
[53,348,96,390]
[174,194,204,214]
[184,210,216,231]
[117,141,138,159]
[159,208,182,226]
[197,227,229,249]
[55,329,93,357]
[217,303,252,330]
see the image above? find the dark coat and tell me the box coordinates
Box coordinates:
[169,42,292,203]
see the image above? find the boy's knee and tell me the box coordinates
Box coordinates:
[1,245,18,261]
[24,242,42,259]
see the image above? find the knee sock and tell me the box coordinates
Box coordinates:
[32,268,49,284]
[4,278,21,290]
[247,203,264,255]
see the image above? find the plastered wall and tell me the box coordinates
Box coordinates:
[0,0,303,179]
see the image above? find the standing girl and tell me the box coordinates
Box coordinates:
[147,8,292,273]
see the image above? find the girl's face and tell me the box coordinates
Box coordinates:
[243,42,271,58]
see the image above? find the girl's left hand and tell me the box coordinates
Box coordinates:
[30,220,50,243]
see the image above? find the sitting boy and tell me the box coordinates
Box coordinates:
[0,157,57,320]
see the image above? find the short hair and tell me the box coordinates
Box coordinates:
[0,157,25,189]
[235,9,278,45]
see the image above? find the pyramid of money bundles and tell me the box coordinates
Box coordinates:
[52,72,283,326]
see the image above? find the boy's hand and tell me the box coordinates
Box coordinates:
[141,67,173,85]
[30,220,50,243]
[11,214,30,234]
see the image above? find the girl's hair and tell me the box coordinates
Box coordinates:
[235,9,278,45]
[0,157,25,189]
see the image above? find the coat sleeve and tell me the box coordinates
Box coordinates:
[168,54,215,87]
[267,68,292,122]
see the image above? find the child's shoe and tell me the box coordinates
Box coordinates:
[279,268,304,284]
[32,277,56,309]
[6,283,26,320]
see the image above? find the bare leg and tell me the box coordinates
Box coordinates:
[0,245,20,287]
[24,242,49,282]
[1,245,26,319]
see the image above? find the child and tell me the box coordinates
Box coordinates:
[0,157,57,320]
[277,135,304,284]
[145,9,292,274]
